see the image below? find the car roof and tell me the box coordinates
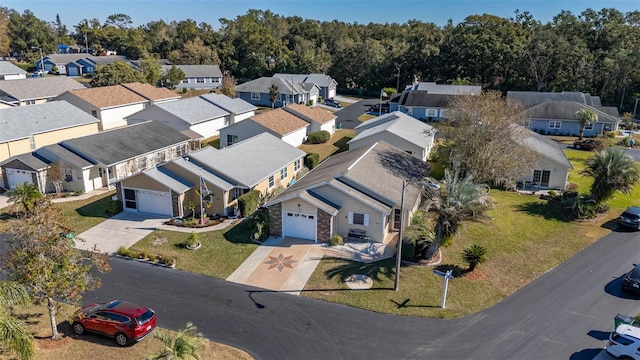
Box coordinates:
[102,300,151,317]
[624,206,640,216]
[616,324,640,340]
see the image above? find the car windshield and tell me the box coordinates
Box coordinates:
[135,309,154,325]
[630,266,640,280]
[623,212,640,220]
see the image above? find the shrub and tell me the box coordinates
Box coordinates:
[307,130,331,144]
[461,244,488,271]
[106,200,123,215]
[565,182,578,191]
[74,190,83,196]
[330,234,343,246]
[606,131,616,138]
[186,232,200,247]
[547,190,557,197]
[621,137,631,147]
[401,237,416,261]
[307,99,314,106]
[147,254,157,262]
[182,88,188,93]
[561,191,598,219]
[238,190,261,217]
[138,251,148,259]
[163,257,175,266]
[117,246,130,257]
[539,129,546,135]
[305,153,320,169]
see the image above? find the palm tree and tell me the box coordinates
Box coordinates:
[461,244,488,272]
[7,183,42,216]
[424,171,495,260]
[574,108,598,140]
[582,148,640,203]
[0,281,35,360]
[149,322,206,360]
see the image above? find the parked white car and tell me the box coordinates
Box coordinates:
[607,324,640,359]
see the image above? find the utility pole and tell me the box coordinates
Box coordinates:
[83,34,88,54]
[395,67,401,92]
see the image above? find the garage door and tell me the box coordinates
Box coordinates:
[283,212,316,241]
[136,190,172,217]
[6,169,34,189]
[328,88,336,99]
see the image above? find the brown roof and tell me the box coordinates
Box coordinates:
[284,103,336,124]
[251,108,309,135]
[67,85,147,109]
[123,82,181,101]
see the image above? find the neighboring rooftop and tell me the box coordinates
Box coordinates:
[507,91,598,108]
[199,93,257,114]
[159,64,223,78]
[250,108,309,135]
[0,76,86,102]
[0,61,27,75]
[61,84,148,109]
[283,103,336,124]
[524,101,620,123]
[146,96,230,125]
[350,111,435,147]
[236,76,307,95]
[122,82,181,101]
[408,82,481,95]
[511,123,573,169]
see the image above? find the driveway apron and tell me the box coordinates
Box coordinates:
[75,211,168,254]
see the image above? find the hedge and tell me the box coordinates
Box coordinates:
[306,153,320,169]
[307,130,331,144]
[238,190,261,217]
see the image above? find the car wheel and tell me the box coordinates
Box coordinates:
[115,332,128,346]
[72,322,85,335]
[575,144,581,149]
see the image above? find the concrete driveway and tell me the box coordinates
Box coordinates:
[75,211,168,254]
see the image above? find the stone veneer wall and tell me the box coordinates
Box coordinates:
[316,209,332,242]
[267,203,282,237]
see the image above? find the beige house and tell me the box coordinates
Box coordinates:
[219,108,309,148]
[117,133,306,218]
[0,101,100,188]
[0,76,85,106]
[265,141,431,243]
[282,103,337,135]
[56,82,180,130]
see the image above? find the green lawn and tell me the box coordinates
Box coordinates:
[299,129,355,162]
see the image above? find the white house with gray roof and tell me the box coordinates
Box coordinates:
[273,73,338,100]
[117,132,306,217]
[0,76,86,106]
[236,76,319,108]
[0,61,27,80]
[349,111,436,161]
[264,140,431,243]
[160,64,223,90]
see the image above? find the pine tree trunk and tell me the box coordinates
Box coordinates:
[425,223,442,260]
[48,297,61,340]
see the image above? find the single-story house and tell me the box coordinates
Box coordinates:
[282,103,337,135]
[507,91,602,109]
[56,82,180,130]
[264,141,431,243]
[126,93,255,139]
[40,54,131,76]
[0,76,86,106]
[219,108,309,147]
[0,121,193,193]
[117,132,306,217]
[160,64,223,90]
[39,54,88,75]
[512,123,573,189]
[522,101,620,136]
[273,73,338,100]
[348,111,436,161]
[0,100,100,188]
[235,76,319,108]
[0,61,27,80]
[392,82,481,121]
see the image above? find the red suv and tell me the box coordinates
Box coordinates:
[70,300,156,346]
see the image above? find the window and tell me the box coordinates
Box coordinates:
[181,79,188,84]
[441,109,451,117]
[155,152,166,163]
[251,93,260,100]
[427,109,437,116]
[91,110,98,118]
[137,157,147,169]
[268,175,275,188]
[65,169,73,182]
[124,189,136,209]
[224,118,229,126]
[523,120,531,128]
[549,121,561,129]
[26,100,36,105]
[280,167,288,180]
[294,159,301,171]
[584,122,594,130]
[227,135,239,146]
[196,77,204,83]
[348,212,369,226]
[29,136,36,150]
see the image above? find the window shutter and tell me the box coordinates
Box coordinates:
[348,212,353,224]
[363,214,369,226]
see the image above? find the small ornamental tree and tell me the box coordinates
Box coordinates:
[7,183,42,216]
[269,83,280,108]
[47,161,70,195]
[461,244,488,272]
[3,199,110,341]
[221,74,236,97]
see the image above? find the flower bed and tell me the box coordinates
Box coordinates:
[164,216,226,228]
[116,246,176,268]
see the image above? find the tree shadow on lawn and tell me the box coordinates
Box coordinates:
[322,258,395,289]
[332,135,353,154]
[515,201,572,222]
[74,196,114,219]
[390,298,441,309]
[223,217,259,245]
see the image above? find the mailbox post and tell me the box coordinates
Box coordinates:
[433,269,454,308]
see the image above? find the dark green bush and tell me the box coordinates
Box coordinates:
[238,190,261,217]
[401,237,416,261]
[307,130,331,144]
[306,153,320,169]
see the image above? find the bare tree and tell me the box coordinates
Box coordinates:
[221,74,236,97]
[437,90,538,186]
[47,161,70,195]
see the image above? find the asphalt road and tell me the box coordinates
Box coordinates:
[333,99,379,129]
[80,226,640,360]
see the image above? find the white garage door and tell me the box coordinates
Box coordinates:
[136,190,172,217]
[328,88,336,99]
[283,212,316,241]
[6,169,34,189]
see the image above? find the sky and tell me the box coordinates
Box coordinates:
[2,0,638,29]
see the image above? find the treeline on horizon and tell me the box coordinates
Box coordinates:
[1,7,639,112]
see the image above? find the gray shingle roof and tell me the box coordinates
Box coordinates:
[43,54,91,64]
[149,96,229,125]
[273,73,338,87]
[36,144,94,168]
[0,76,86,102]
[511,123,572,169]
[187,133,306,188]
[199,93,256,114]
[166,157,234,191]
[349,111,435,148]
[0,152,49,169]
[0,100,99,142]
[410,82,481,95]
[0,61,27,75]
[140,167,193,193]
[400,92,474,107]
[267,141,430,210]
[160,65,222,78]
[507,91,592,108]
[60,121,191,166]
[524,101,619,123]
[236,77,305,95]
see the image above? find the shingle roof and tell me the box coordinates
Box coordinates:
[122,83,181,101]
[267,141,430,210]
[63,84,147,109]
[511,124,572,169]
[0,152,49,170]
[187,133,306,188]
[524,101,619,123]
[159,64,223,78]
[0,100,99,142]
[400,92,474,107]
[166,157,234,191]
[250,108,309,135]
[148,96,230,125]
[283,103,336,124]
[140,167,193,193]
[36,144,94,168]
[60,121,190,166]
[350,111,434,148]
[507,91,591,108]
[199,93,256,114]
[410,82,481,95]
[273,73,338,87]
[236,77,305,95]
[0,76,86,102]
[44,54,92,64]
[0,61,27,75]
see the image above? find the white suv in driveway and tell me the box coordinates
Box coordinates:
[607,324,640,359]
